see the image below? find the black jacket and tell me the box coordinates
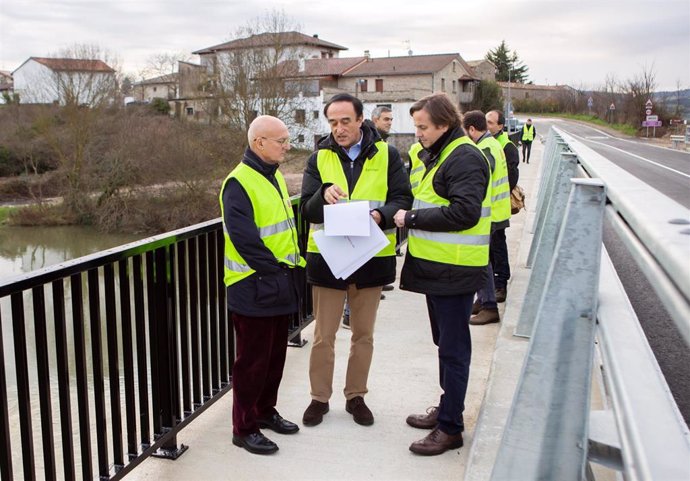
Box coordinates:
[503,136,520,190]
[399,127,490,295]
[300,122,412,289]
[221,148,304,317]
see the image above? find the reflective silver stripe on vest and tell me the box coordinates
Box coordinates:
[492,191,511,203]
[413,199,491,217]
[383,228,396,236]
[224,257,252,273]
[311,223,324,231]
[410,181,419,190]
[284,252,301,265]
[259,218,293,238]
[409,229,490,246]
[410,165,424,176]
[492,176,509,188]
[370,200,385,209]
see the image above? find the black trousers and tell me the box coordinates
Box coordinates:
[522,141,533,162]
[490,228,510,289]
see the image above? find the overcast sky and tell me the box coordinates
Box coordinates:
[1,0,688,91]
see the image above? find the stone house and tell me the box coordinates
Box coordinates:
[132,73,178,103]
[466,59,497,81]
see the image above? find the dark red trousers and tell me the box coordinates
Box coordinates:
[231,312,291,437]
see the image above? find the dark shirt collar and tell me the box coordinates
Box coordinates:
[243,147,279,176]
[424,127,460,158]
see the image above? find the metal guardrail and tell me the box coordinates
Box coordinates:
[491,127,690,480]
[0,197,314,481]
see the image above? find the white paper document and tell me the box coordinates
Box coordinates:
[323,201,370,237]
[313,217,389,279]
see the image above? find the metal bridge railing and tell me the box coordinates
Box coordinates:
[0,197,314,481]
[491,127,690,480]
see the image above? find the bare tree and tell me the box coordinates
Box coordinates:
[139,51,191,79]
[621,62,657,126]
[203,9,310,131]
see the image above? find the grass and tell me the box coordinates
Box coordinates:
[524,112,639,137]
[0,206,14,224]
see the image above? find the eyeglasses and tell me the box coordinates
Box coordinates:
[258,137,291,146]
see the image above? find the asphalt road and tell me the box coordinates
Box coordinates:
[528,118,690,425]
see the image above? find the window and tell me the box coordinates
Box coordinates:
[313,110,319,119]
[298,134,305,143]
[375,79,383,93]
[452,80,457,93]
[525,92,530,99]
[153,87,157,92]
[359,79,368,92]
[295,109,306,124]
[441,78,446,92]
[186,107,194,116]
[452,62,456,73]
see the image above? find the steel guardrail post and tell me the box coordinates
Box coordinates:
[516,152,580,337]
[492,179,606,481]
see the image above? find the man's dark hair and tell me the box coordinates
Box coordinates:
[489,109,505,127]
[462,110,487,132]
[324,93,363,118]
[409,93,461,130]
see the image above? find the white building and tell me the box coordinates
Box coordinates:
[12,57,116,106]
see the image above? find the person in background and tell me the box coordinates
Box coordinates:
[521,118,536,163]
[394,93,491,456]
[462,110,511,326]
[220,115,305,455]
[485,110,519,303]
[300,93,412,427]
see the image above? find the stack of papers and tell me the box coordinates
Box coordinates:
[313,202,389,279]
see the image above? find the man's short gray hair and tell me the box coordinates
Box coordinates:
[371,106,392,120]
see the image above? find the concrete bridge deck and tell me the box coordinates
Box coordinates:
[127,141,542,481]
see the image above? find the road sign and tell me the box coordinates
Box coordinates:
[642,120,662,127]
[645,99,653,108]
[609,103,616,110]
[645,109,652,115]
[587,97,593,108]
[646,115,658,121]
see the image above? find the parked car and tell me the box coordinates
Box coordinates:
[504,117,524,144]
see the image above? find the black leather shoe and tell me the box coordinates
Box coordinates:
[409,427,463,456]
[258,413,299,434]
[346,396,374,425]
[303,400,329,426]
[382,284,394,291]
[232,432,279,455]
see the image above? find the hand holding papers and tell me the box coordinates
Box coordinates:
[313,203,389,279]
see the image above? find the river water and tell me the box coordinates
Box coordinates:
[0,225,141,479]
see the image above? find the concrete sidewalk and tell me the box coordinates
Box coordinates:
[129,141,544,481]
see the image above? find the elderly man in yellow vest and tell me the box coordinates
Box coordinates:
[394,94,491,455]
[220,115,306,455]
[300,93,412,427]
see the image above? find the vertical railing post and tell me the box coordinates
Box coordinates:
[151,246,188,460]
[516,151,580,337]
[491,179,607,481]
[0,308,13,481]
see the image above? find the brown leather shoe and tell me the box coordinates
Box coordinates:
[495,287,507,303]
[302,400,329,426]
[409,427,463,456]
[471,299,482,315]
[406,406,439,429]
[345,396,374,425]
[470,308,500,325]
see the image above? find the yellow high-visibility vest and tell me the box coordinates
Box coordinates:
[522,124,534,142]
[407,137,492,267]
[307,141,396,257]
[219,163,305,287]
[477,135,511,223]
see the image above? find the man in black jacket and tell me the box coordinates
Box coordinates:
[486,110,519,302]
[394,93,490,456]
[220,115,305,455]
[300,93,412,427]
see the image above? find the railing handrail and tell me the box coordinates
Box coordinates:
[554,126,690,345]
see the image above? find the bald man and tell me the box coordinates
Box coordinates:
[220,115,306,455]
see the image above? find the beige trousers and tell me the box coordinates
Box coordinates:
[309,284,382,402]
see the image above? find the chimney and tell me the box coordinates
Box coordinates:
[313,34,319,38]
[364,50,370,59]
